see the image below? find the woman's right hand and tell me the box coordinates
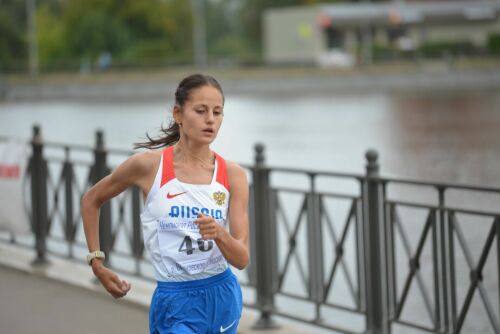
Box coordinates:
[91,260,131,299]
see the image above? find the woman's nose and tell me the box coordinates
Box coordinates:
[206,111,215,123]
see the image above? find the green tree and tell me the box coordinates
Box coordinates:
[487,33,500,55]
[114,0,192,65]
[0,0,27,70]
[206,0,254,62]
[36,0,193,67]
[6,0,391,71]
[59,0,128,63]
[37,3,73,67]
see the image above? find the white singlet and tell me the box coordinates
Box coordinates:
[140,146,230,282]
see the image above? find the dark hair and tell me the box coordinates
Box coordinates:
[134,74,224,150]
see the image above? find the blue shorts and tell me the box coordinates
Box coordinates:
[149,268,242,334]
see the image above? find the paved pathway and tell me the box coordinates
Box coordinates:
[0,242,323,334]
[0,265,150,334]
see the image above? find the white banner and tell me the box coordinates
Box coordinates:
[0,139,30,234]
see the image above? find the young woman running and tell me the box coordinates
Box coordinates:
[82,74,249,334]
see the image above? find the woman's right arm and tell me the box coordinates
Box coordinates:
[81,151,155,298]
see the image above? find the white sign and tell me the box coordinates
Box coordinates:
[0,140,30,234]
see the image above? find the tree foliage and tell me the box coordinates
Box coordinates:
[0,0,407,71]
[0,0,28,70]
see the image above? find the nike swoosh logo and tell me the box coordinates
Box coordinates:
[166,191,187,199]
[220,320,237,333]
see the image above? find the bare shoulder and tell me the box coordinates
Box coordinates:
[115,149,161,182]
[134,149,161,170]
[226,160,248,188]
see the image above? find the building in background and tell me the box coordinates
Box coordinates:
[263,1,500,67]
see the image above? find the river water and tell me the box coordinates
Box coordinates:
[1,85,499,333]
[2,87,500,183]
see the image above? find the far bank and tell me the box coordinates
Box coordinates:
[2,59,500,100]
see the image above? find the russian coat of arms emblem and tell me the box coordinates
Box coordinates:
[212,191,226,206]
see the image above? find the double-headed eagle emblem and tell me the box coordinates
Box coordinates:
[212,191,226,206]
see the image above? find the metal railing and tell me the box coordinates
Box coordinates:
[381,177,500,334]
[1,125,499,334]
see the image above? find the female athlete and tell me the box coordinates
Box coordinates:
[82,74,249,334]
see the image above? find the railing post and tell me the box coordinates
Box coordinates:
[363,150,389,334]
[31,125,49,265]
[252,143,279,329]
[91,130,112,266]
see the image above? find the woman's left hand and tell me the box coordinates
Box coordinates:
[194,213,224,240]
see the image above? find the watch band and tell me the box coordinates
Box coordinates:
[86,250,105,266]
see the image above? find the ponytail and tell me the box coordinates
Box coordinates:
[134,121,180,149]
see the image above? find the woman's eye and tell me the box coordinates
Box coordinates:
[195,109,204,114]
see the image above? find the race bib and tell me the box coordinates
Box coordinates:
[157,219,225,275]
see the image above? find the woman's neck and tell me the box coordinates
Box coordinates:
[174,139,214,167]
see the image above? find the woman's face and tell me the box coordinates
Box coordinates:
[175,85,224,145]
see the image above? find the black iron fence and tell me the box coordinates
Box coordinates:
[1,125,499,334]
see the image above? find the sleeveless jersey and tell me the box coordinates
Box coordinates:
[140,146,230,282]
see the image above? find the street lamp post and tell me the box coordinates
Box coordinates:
[191,0,207,68]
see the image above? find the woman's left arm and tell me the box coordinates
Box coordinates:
[196,162,249,270]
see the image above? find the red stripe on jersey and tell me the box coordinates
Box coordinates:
[160,146,175,187]
[215,153,230,191]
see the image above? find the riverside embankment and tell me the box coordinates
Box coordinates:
[2,59,500,100]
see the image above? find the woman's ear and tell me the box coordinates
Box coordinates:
[173,105,182,124]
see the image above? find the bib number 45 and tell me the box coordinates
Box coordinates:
[178,236,214,255]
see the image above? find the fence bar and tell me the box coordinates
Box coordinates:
[63,147,75,258]
[431,209,442,331]
[384,183,397,321]
[251,143,278,329]
[363,150,389,334]
[131,186,143,274]
[437,186,450,332]
[356,190,366,312]
[91,130,112,266]
[448,211,457,332]
[386,203,397,320]
[306,175,324,321]
[247,185,257,286]
[497,217,500,332]
[31,125,49,265]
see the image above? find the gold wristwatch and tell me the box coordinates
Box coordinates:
[86,250,105,265]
